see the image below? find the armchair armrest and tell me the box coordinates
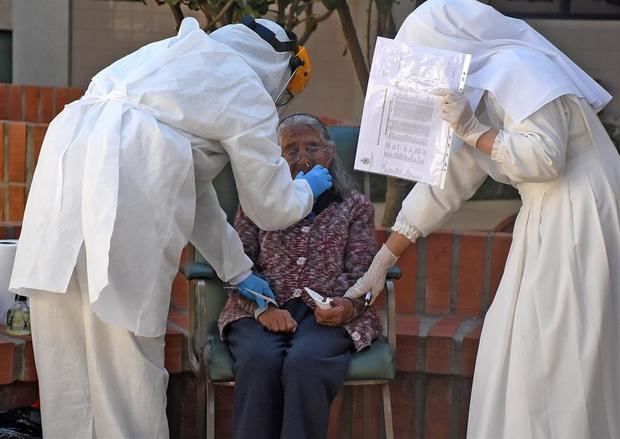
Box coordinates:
[386,266,401,280]
[180,261,219,377]
[181,262,216,281]
[384,273,398,352]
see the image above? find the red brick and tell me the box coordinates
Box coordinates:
[214,385,234,438]
[348,386,366,439]
[0,381,38,411]
[489,234,512,306]
[0,334,16,385]
[32,125,47,164]
[39,87,54,123]
[179,245,191,265]
[163,327,184,374]
[458,380,472,437]
[19,338,37,382]
[171,272,189,311]
[394,244,417,314]
[426,315,468,375]
[391,374,416,439]
[425,233,453,314]
[166,373,198,439]
[456,233,487,316]
[327,391,343,438]
[362,386,382,438]
[462,323,482,378]
[374,227,388,248]
[2,223,21,239]
[68,87,83,103]
[168,310,188,331]
[396,314,420,372]
[8,85,22,121]
[0,122,4,176]
[23,86,40,122]
[8,122,27,182]
[0,84,8,119]
[53,88,69,117]
[8,187,25,222]
[424,376,453,439]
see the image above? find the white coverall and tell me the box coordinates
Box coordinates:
[9,18,313,438]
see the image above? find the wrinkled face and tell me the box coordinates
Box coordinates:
[279,125,333,178]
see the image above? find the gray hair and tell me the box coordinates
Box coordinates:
[277,113,358,198]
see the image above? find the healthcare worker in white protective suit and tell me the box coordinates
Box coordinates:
[9,16,331,439]
[346,0,620,437]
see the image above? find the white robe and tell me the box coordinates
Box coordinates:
[9,20,313,337]
[398,92,620,438]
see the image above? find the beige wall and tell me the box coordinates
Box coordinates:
[13,0,70,87]
[68,1,620,123]
[526,19,620,123]
[70,0,366,124]
[0,0,11,30]
[71,0,177,87]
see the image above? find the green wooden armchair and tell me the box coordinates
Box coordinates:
[182,126,400,439]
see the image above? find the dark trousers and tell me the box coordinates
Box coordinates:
[226,299,353,439]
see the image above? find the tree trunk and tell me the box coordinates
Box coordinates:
[333,0,369,94]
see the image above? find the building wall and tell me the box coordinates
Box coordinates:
[71,0,177,88]
[12,0,70,87]
[526,19,620,123]
[6,0,618,123]
[0,0,12,30]
[69,0,366,124]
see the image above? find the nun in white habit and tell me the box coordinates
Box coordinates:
[345,0,620,437]
[9,17,330,439]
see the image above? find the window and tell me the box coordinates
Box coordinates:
[487,0,620,19]
[0,30,11,83]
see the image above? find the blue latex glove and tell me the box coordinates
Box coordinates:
[295,165,333,198]
[235,273,276,310]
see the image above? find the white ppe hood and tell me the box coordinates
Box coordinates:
[210,18,293,101]
[396,0,612,122]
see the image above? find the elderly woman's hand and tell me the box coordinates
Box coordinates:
[314,297,354,326]
[257,307,297,333]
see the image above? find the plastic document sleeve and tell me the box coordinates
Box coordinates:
[355,37,471,189]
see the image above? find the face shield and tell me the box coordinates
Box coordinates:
[274,45,312,108]
[241,17,312,109]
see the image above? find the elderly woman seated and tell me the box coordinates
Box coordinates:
[217,113,381,439]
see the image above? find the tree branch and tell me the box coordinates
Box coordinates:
[168,3,185,31]
[287,0,301,31]
[202,0,235,32]
[366,0,372,67]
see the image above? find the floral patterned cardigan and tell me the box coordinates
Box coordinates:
[218,190,382,351]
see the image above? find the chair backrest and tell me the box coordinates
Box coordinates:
[326,125,365,191]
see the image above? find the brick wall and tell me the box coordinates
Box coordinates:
[372,230,512,439]
[0,83,83,221]
[0,84,83,123]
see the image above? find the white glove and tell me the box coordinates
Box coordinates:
[431,88,490,147]
[344,244,398,304]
